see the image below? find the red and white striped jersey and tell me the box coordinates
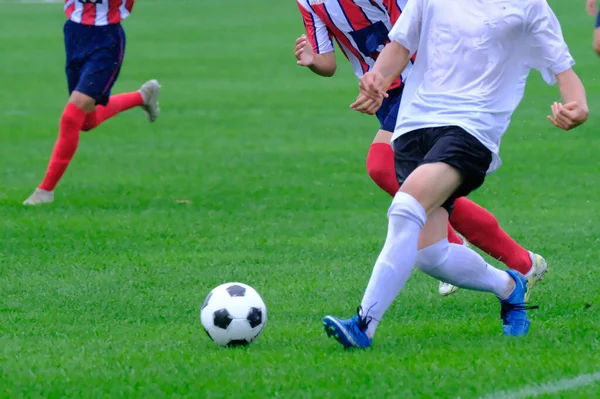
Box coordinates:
[297,0,412,89]
[65,0,134,26]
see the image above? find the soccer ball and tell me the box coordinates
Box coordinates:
[200,282,267,347]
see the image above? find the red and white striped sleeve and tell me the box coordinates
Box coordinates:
[297,0,334,54]
[382,0,405,25]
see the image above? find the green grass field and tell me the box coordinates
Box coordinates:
[1,1,600,398]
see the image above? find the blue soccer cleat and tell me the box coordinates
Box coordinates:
[500,270,539,337]
[323,307,373,349]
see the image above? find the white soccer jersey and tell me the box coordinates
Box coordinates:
[389,0,575,172]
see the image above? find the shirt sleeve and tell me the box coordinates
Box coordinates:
[382,0,403,25]
[297,0,334,54]
[387,0,424,56]
[526,0,575,85]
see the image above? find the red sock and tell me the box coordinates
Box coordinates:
[39,103,87,191]
[82,92,143,131]
[366,143,464,246]
[366,143,400,196]
[450,197,532,274]
[447,223,463,245]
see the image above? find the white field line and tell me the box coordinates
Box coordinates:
[481,371,600,399]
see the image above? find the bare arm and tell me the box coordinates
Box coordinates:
[547,68,588,130]
[306,52,337,77]
[310,53,337,77]
[371,41,411,83]
[557,69,587,108]
[309,53,337,77]
[296,3,337,77]
[382,57,410,91]
[587,0,597,16]
[294,35,337,77]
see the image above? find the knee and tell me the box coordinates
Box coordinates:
[388,192,427,226]
[415,239,449,271]
[68,91,96,113]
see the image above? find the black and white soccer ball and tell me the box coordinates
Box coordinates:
[200,282,267,347]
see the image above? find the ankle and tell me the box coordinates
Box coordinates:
[499,272,517,300]
[138,89,147,105]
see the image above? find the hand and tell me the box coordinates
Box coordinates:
[358,71,389,101]
[350,92,384,115]
[295,34,315,66]
[547,101,589,130]
[587,0,597,16]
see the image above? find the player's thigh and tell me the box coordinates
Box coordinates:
[76,25,126,106]
[400,162,463,214]
[372,129,392,144]
[418,207,450,250]
[64,21,83,98]
[402,126,492,214]
[392,128,464,214]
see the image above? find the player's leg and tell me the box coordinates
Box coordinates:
[368,130,463,298]
[366,129,398,196]
[322,160,465,349]
[450,198,547,298]
[323,126,466,348]
[366,88,524,301]
[23,91,96,205]
[322,127,534,347]
[25,22,127,204]
[369,89,463,298]
[368,90,465,246]
[24,21,95,205]
[451,198,532,274]
[438,197,548,298]
[367,89,402,197]
[82,80,161,131]
[81,24,160,131]
[414,208,534,337]
[400,129,533,337]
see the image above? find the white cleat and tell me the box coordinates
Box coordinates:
[438,233,469,296]
[439,282,459,296]
[139,79,161,123]
[23,188,54,205]
[524,251,548,302]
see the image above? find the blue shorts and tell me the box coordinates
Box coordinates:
[64,20,126,106]
[375,86,403,133]
[596,11,600,27]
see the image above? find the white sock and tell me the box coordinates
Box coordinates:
[360,192,426,338]
[415,240,515,300]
